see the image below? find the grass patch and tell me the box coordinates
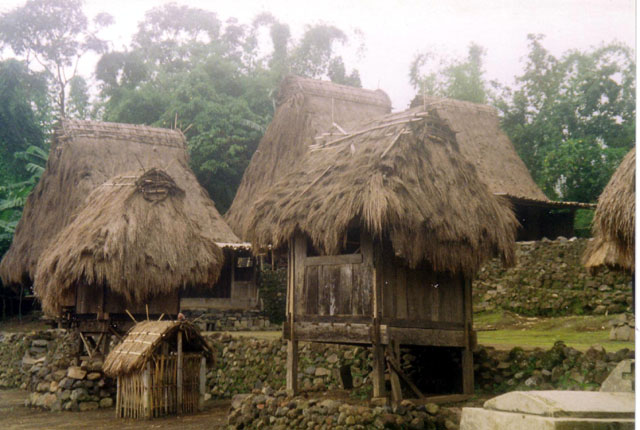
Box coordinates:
[477,329,634,351]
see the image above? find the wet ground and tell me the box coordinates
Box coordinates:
[0,389,229,430]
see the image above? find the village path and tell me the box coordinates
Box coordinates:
[0,389,229,429]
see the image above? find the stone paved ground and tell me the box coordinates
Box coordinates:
[0,389,229,430]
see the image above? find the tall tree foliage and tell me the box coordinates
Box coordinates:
[496,35,635,201]
[410,36,635,202]
[410,43,489,104]
[96,5,363,211]
[0,0,112,118]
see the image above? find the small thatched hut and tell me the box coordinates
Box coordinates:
[245,107,518,399]
[413,97,592,240]
[0,120,257,335]
[583,147,635,273]
[103,320,213,419]
[225,75,392,239]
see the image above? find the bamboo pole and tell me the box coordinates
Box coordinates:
[177,330,183,413]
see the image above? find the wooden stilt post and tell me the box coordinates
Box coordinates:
[462,277,474,394]
[177,330,183,413]
[364,233,386,399]
[388,339,402,404]
[286,235,304,396]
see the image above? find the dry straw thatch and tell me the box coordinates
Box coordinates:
[583,147,635,272]
[0,120,240,291]
[415,96,548,201]
[225,75,391,238]
[246,107,518,275]
[103,320,212,376]
[34,168,225,315]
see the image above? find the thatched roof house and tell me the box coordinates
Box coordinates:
[0,120,241,316]
[583,147,635,272]
[34,168,224,315]
[225,75,392,238]
[246,106,518,275]
[103,320,212,377]
[413,97,592,239]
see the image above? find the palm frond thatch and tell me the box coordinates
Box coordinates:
[583,147,635,272]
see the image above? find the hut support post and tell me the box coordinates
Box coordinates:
[115,376,121,418]
[143,362,151,419]
[388,339,402,404]
[364,233,386,399]
[286,235,305,396]
[177,330,183,413]
[199,356,206,411]
[462,278,474,394]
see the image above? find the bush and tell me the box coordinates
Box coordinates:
[574,209,594,238]
[258,267,287,324]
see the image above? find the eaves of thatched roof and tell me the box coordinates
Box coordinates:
[0,120,240,289]
[583,147,635,272]
[225,75,392,239]
[246,107,518,276]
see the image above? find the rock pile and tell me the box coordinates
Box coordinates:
[608,313,635,341]
[474,342,633,393]
[0,331,31,388]
[183,309,272,331]
[475,238,632,316]
[15,329,116,412]
[204,334,372,399]
[228,391,461,430]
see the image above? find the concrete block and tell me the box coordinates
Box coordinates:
[460,391,635,430]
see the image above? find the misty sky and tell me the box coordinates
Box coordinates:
[1,0,636,110]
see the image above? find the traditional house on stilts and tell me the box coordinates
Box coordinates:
[244,107,518,400]
[0,120,251,354]
[583,147,635,276]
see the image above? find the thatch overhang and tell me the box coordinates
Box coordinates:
[34,169,226,315]
[225,75,392,239]
[0,120,240,289]
[583,147,635,272]
[245,107,518,276]
[103,320,213,377]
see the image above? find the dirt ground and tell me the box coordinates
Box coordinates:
[0,389,230,430]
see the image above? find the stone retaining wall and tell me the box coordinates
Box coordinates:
[474,238,632,316]
[182,309,272,331]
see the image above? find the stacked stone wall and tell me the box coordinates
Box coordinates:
[474,238,632,316]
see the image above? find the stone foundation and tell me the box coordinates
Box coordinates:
[182,309,272,331]
[475,238,632,316]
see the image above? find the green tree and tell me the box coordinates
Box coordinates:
[496,35,635,201]
[410,43,489,104]
[0,0,112,117]
[96,6,364,210]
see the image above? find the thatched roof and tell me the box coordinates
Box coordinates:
[34,168,225,315]
[583,147,635,272]
[0,120,240,289]
[414,97,547,201]
[103,320,213,376]
[245,107,518,275]
[225,75,392,238]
